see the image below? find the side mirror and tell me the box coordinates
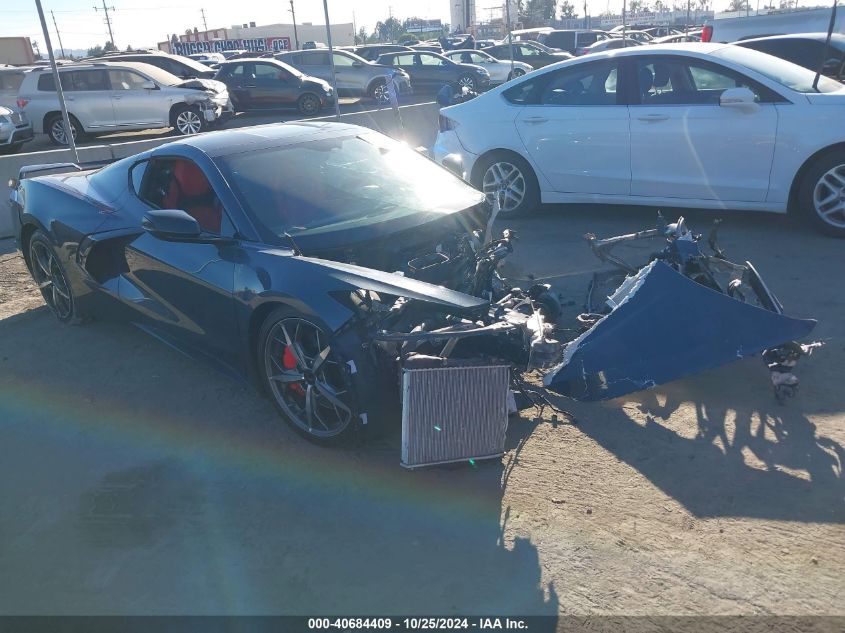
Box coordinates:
[720,86,758,111]
[142,209,201,240]
[141,80,157,90]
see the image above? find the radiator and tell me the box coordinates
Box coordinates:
[400,364,510,469]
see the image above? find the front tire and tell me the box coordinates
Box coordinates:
[798,152,845,237]
[457,74,477,92]
[258,308,358,444]
[28,230,81,323]
[369,79,389,103]
[472,151,540,218]
[171,104,206,136]
[507,68,526,81]
[297,93,322,116]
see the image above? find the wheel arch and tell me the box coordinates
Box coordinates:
[469,147,539,188]
[788,142,845,213]
[43,111,84,134]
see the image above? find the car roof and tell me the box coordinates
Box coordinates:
[159,121,363,157]
[738,32,845,44]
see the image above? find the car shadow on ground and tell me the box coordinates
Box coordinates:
[551,364,845,525]
[0,306,558,617]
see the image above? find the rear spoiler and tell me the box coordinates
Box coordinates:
[17,159,112,181]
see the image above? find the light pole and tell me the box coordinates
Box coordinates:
[289,0,300,50]
[322,0,341,121]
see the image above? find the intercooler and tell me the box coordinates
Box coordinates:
[400,364,510,469]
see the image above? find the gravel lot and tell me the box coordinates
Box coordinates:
[1,200,843,620]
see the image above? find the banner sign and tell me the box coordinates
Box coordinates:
[171,37,291,55]
[405,19,442,33]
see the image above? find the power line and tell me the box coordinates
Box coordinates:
[93,0,116,48]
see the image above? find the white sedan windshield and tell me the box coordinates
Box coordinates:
[713,45,843,93]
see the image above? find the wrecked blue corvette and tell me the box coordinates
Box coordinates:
[8,123,816,449]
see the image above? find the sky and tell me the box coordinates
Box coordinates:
[0,0,826,51]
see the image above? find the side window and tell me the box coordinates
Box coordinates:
[0,72,24,91]
[393,54,415,65]
[108,70,149,90]
[129,159,149,194]
[138,158,231,235]
[68,70,110,91]
[255,63,286,83]
[518,45,541,57]
[637,58,777,105]
[37,74,56,91]
[332,53,355,66]
[419,54,445,66]
[300,51,329,65]
[503,77,541,104]
[539,62,619,106]
[230,64,244,78]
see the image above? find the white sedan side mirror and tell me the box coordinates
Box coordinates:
[720,86,759,112]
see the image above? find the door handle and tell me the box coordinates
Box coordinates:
[245,85,257,88]
[523,116,548,124]
[637,113,669,122]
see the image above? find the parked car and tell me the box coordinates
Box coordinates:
[474,39,499,49]
[443,49,532,84]
[703,6,845,43]
[583,38,642,53]
[93,52,217,79]
[0,105,33,154]
[302,41,327,50]
[536,29,609,55]
[434,44,845,236]
[276,49,411,101]
[221,49,248,60]
[350,44,413,62]
[188,52,226,66]
[375,50,490,92]
[654,32,702,44]
[214,58,333,115]
[481,41,573,69]
[618,30,655,44]
[642,26,683,38]
[411,43,444,53]
[17,61,232,144]
[736,33,845,81]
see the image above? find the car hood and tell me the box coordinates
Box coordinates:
[173,78,228,94]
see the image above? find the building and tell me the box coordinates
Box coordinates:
[158,21,354,54]
[450,0,477,33]
[0,37,35,66]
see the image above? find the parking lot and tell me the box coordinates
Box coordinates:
[1,97,843,619]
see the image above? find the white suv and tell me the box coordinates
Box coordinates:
[17,61,233,145]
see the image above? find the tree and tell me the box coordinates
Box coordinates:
[559,0,577,18]
[87,44,103,57]
[727,0,747,11]
[355,26,369,45]
[103,41,117,53]
[374,16,403,42]
[653,0,666,12]
[524,0,557,24]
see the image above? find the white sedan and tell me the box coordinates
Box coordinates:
[434,43,845,236]
[443,49,533,85]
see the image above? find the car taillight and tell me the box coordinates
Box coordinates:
[16,97,29,109]
[701,25,713,42]
[439,114,456,132]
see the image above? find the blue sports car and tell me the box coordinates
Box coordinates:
[9,122,816,445]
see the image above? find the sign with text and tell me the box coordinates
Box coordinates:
[170,37,291,55]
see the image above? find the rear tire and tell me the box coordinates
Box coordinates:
[457,74,477,92]
[472,151,540,218]
[46,114,83,146]
[798,152,845,237]
[297,93,322,116]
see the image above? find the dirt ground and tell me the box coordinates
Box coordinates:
[0,204,843,622]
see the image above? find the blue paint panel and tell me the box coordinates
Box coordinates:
[544,261,816,401]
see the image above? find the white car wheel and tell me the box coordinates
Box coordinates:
[174,108,204,135]
[812,164,845,231]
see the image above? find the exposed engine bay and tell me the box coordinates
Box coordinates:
[326,213,818,464]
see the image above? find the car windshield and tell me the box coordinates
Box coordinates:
[219,133,482,237]
[713,45,843,93]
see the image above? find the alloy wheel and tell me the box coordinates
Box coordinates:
[511,68,525,78]
[264,318,353,439]
[458,75,476,91]
[482,161,526,214]
[373,83,389,103]
[812,164,845,230]
[175,109,203,135]
[30,240,73,320]
[50,118,77,144]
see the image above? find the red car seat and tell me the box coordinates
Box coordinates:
[163,160,222,233]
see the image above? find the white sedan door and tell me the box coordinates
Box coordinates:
[513,59,631,195]
[628,55,779,202]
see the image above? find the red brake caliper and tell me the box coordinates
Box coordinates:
[283,346,305,396]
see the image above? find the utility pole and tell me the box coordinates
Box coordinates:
[200,8,208,32]
[322,0,341,121]
[35,0,79,162]
[93,0,116,50]
[289,0,300,50]
[50,11,66,58]
[584,0,589,28]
